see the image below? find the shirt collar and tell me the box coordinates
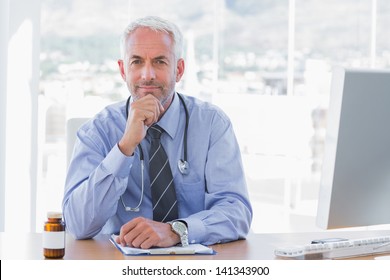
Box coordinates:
[157,92,181,140]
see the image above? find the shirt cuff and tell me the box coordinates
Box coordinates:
[182,217,206,245]
[101,143,134,178]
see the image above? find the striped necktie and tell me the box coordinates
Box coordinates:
[148,125,178,222]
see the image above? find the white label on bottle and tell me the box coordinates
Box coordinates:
[43,231,65,249]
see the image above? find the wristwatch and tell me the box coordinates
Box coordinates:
[168,221,189,247]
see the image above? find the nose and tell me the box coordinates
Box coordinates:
[141,62,156,81]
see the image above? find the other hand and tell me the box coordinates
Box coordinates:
[116,217,180,249]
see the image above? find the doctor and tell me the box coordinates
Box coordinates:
[63,16,252,249]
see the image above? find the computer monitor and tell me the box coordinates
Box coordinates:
[317,67,390,229]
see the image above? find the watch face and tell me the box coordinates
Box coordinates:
[173,221,187,234]
[171,221,189,246]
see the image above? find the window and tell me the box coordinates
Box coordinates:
[377,0,390,68]
[2,0,383,233]
[37,0,130,231]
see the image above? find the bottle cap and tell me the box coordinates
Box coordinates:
[47,211,62,219]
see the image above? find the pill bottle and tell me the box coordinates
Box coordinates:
[43,211,65,259]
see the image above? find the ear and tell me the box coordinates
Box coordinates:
[175,58,185,83]
[118,59,126,81]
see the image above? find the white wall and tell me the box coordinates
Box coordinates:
[2,0,41,232]
[0,0,10,232]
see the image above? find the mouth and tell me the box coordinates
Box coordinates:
[136,83,163,91]
[138,86,161,90]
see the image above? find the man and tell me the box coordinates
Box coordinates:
[63,16,252,249]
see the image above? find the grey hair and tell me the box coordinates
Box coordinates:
[120,16,183,61]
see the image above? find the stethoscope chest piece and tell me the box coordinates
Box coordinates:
[178,159,189,175]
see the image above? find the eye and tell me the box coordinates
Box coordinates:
[131,59,142,65]
[154,59,167,65]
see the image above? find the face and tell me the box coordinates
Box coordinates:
[118,27,185,109]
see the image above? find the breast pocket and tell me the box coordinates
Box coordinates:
[176,180,206,217]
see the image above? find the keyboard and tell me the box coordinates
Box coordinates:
[274,235,390,259]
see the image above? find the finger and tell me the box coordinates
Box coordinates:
[118,219,138,246]
[156,99,164,114]
[123,218,162,248]
[134,95,164,121]
[123,222,148,246]
[131,104,161,127]
[120,217,153,247]
[142,110,158,127]
[139,236,156,249]
[130,227,155,248]
[146,99,164,123]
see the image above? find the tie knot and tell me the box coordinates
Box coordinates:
[148,125,163,139]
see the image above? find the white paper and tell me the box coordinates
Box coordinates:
[110,234,214,255]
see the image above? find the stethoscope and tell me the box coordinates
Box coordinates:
[121,93,190,212]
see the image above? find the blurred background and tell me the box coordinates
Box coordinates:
[1,0,389,233]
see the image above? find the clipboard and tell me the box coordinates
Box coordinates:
[110,234,216,255]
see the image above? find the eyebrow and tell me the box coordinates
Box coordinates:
[129,55,169,61]
[153,56,169,60]
[129,55,143,60]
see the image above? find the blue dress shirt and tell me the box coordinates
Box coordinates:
[63,93,252,245]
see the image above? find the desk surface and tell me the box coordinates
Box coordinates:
[1,230,390,260]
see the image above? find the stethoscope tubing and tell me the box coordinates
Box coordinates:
[121,92,189,212]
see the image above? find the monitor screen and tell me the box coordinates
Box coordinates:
[317,67,390,229]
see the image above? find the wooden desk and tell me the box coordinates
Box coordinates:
[1,230,390,260]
